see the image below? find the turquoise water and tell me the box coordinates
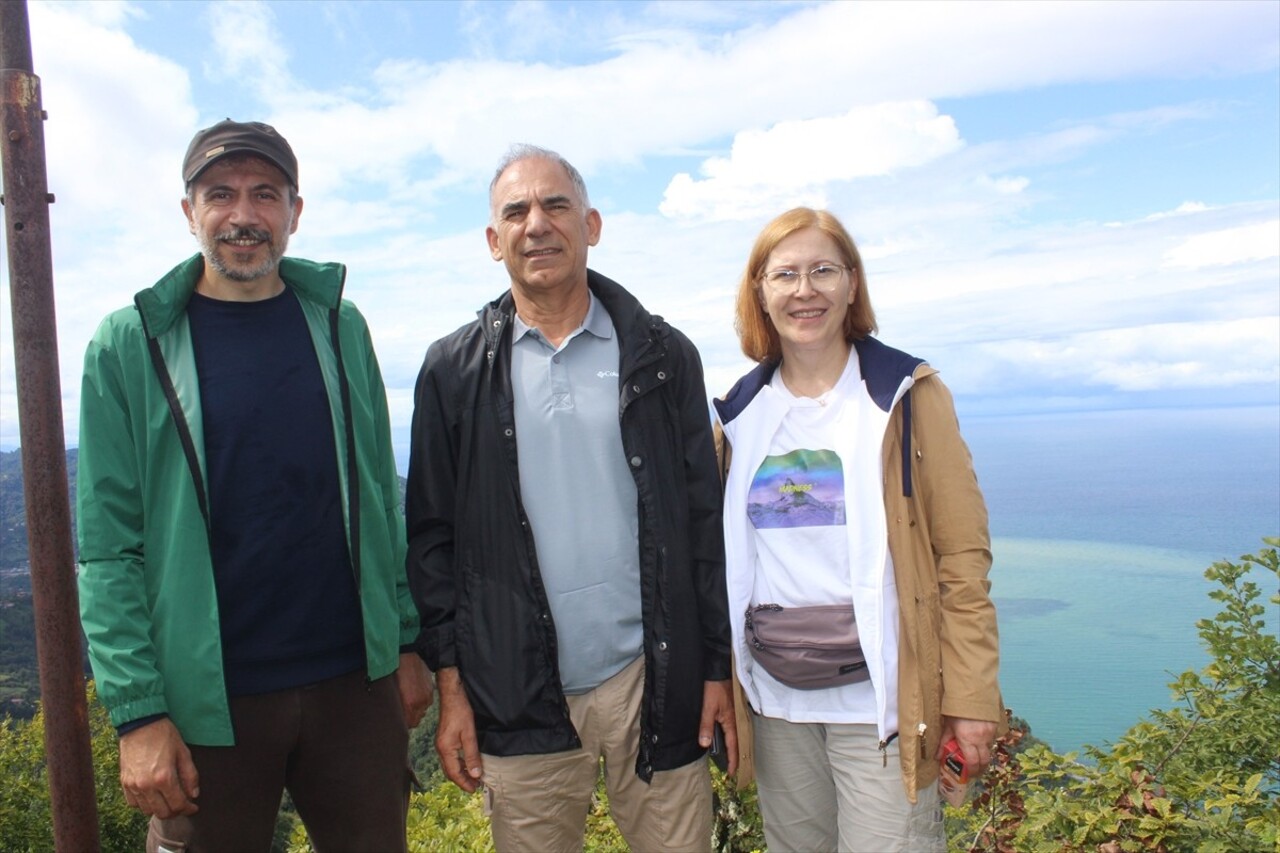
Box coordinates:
[990,538,1217,754]
[961,406,1279,754]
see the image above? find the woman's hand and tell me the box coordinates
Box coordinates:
[936,715,999,775]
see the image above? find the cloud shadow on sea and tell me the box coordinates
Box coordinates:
[993,597,1069,619]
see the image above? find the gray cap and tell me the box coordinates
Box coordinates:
[183,119,298,188]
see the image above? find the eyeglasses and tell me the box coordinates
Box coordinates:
[760,264,849,293]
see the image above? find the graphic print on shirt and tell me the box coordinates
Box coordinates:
[748,449,846,529]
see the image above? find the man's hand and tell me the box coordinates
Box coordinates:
[936,715,999,776]
[434,667,483,793]
[119,717,199,818]
[697,679,738,777]
[394,652,435,728]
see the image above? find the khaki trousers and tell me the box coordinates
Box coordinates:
[481,655,712,853]
[754,714,944,853]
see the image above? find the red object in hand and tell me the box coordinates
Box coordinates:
[939,738,972,807]
[942,738,969,784]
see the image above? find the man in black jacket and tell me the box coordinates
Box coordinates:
[406,144,735,851]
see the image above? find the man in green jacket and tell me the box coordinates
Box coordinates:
[77,119,432,852]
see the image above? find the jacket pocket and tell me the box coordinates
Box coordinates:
[915,590,944,700]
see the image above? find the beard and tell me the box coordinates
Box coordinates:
[198,226,289,282]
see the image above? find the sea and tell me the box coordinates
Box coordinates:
[960,405,1280,755]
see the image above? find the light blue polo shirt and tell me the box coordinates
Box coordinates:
[511,294,643,694]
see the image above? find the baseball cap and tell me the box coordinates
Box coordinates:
[182,119,299,189]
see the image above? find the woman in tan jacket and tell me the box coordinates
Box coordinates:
[713,207,1003,852]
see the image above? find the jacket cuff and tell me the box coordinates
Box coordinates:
[703,651,732,682]
[116,712,168,738]
[421,626,457,672]
[107,694,170,730]
[939,695,1004,724]
[399,614,422,648]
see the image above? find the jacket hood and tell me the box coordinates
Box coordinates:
[133,254,347,339]
[714,336,928,425]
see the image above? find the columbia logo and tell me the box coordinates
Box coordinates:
[597,370,619,379]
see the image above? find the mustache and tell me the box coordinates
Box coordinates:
[215,226,272,242]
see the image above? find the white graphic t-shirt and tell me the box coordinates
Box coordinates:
[748,357,878,721]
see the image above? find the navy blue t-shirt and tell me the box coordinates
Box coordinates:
[187,289,365,697]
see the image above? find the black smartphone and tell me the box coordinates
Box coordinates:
[709,722,728,772]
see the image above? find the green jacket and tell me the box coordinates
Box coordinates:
[77,254,417,745]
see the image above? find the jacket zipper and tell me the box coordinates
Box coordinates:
[877,730,903,768]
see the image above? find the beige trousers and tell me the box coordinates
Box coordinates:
[481,656,712,853]
[754,714,945,853]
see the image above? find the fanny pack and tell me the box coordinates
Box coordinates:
[745,603,869,690]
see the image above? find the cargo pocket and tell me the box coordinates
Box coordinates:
[904,781,946,853]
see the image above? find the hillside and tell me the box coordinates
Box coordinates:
[0,448,77,571]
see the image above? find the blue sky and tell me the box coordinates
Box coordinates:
[2,0,1277,468]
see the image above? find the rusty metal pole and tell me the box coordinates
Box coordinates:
[1,1,102,849]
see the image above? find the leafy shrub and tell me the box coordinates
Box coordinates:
[0,682,148,852]
[6,540,1274,852]
[949,538,1280,852]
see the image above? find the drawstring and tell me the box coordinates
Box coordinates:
[901,390,913,498]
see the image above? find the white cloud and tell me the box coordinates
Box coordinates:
[29,1,197,221]
[203,0,293,97]
[1116,201,1212,227]
[871,201,1280,338]
[3,0,1277,452]
[970,318,1280,393]
[37,0,140,28]
[659,102,963,222]
[2,2,204,447]
[975,175,1030,195]
[167,0,1280,207]
[1162,221,1280,269]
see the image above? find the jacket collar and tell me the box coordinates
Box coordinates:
[133,253,347,339]
[478,268,668,370]
[714,336,927,425]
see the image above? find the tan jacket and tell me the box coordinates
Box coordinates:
[716,349,1003,799]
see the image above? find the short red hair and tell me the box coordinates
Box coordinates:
[734,207,877,363]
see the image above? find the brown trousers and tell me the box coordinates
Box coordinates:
[147,669,411,853]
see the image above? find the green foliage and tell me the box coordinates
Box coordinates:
[286,762,636,853]
[272,793,301,853]
[0,682,148,852]
[0,704,50,851]
[581,776,628,852]
[287,783,496,853]
[294,759,765,852]
[948,538,1280,852]
[408,699,442,784]
[404,784,492,852]
[711,769,765,853]
[6,538,1275,852]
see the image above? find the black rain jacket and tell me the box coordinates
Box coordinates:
[406,270,730,780]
